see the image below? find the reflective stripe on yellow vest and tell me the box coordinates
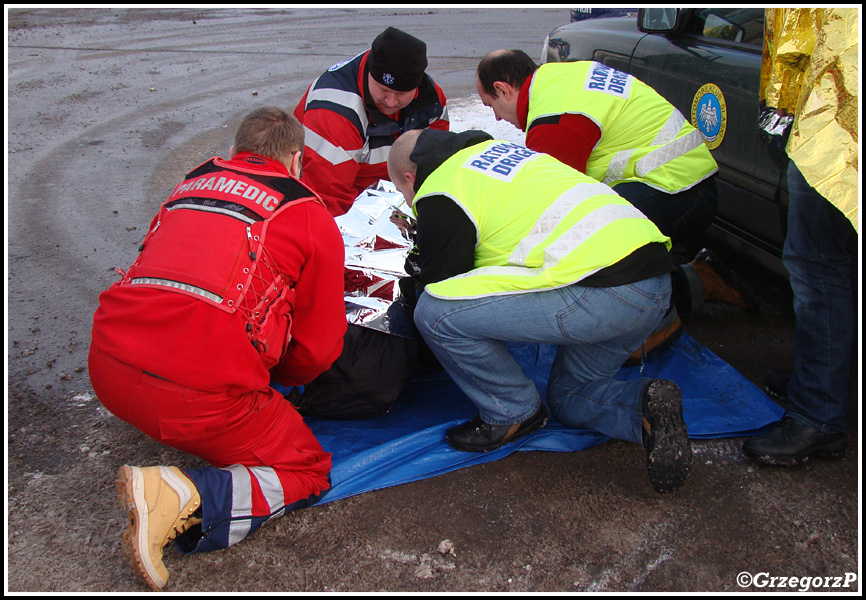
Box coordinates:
[527,61,718,193]
[413,140,671,299]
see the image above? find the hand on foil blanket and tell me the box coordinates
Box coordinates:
[389,209,416,238]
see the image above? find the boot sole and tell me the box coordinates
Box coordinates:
[644,382,692,493]
[116,465,166,591]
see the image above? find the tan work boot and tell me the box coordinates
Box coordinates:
[688,248,759,313]
[624,315,683,367]
[116,465,202,591]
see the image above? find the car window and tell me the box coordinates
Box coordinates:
[684,8,764,46]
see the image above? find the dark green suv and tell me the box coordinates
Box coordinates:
[543,8,787,276]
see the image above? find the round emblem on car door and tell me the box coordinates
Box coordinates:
[691,83,727,150]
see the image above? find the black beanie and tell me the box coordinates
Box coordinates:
[367,27,428,92]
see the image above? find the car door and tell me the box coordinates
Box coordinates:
[629,8,787,260]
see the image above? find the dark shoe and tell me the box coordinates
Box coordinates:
[690,248,759,313]
[641,380,692,493]
[446,404,549,452]
[624,315,682,367]
[742,416,847,466]
[763,369,792,402]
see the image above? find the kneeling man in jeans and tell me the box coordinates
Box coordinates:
[387,128,693,493]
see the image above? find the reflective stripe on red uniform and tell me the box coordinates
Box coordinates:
[90,152,346,393]
[294,51,449,216]
[119,155,321,368]
[90,152,345,553]
[179,463,328,552]
[88,347,332,554]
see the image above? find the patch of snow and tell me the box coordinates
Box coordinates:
[448,96,526,145]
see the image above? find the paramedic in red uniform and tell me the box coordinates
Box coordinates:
[88,107,347,591]
[294,26,449,216]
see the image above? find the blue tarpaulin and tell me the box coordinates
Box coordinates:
[294,333,783,504]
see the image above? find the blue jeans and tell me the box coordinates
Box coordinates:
[783,162,858,433]
[613,176,718,246]
[414,275,671,443]
[615,177,718,314]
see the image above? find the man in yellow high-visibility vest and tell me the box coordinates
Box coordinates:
[388,128,693,493]
[475,50,758,362]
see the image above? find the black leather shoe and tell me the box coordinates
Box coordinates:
[642,379,692,493]
[743,416,846,466]
[446,404,549,452]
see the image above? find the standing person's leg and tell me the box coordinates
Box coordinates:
[743,162,856,464]
[90,346,331,589]
[783,162,857,433]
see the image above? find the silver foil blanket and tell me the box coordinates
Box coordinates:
[334,180,417,339]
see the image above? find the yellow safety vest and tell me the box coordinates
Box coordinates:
[413,140,671,299]
[527,61,718,193]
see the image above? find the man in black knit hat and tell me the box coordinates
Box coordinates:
[290,28,450,421]
[294,27,450,216]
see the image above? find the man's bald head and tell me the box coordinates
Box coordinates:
[388,129,422,206]
[388,129,423,205]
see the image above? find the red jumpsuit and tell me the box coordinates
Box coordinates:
[89,152,347,552]
[294,50,449,216]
